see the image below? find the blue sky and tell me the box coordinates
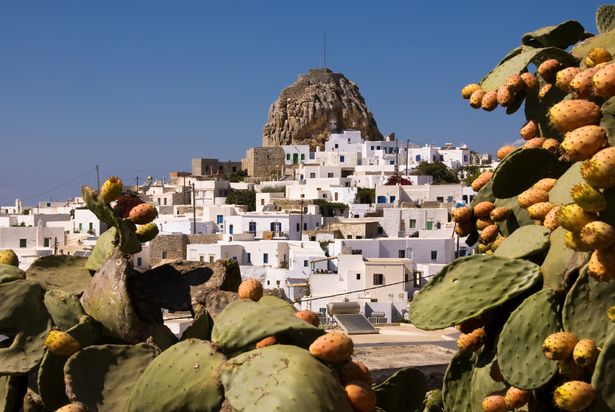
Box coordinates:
[0,1,606,205]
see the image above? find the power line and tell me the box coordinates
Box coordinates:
[22,167,97,201]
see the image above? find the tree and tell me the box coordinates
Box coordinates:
[458,165,482,186]
[225,189,256,211]
[312,199,348,217]
[411,161,460,184]
[355,188,375,204]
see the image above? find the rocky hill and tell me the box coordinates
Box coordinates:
[262,68,383,148]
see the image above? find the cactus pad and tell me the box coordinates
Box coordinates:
[600,97,615,147]
[180,313,210,341]
[211,299,324,354]
[563,265,615,346]
[43,289,86,331]
[493,225,550,259]
[470,180,495,208]
[258,295,297,313]
[470,350,506,409]
[26,255,92,296]
[591,329,615,411]
[442,351,474,412]
[221,344,352,412]
[85,227,118,273]
[497,289,561,389]
[521,21,585,49]
[541,227,590,291]
[409,255,541,330]
[372,367,426,412]
[128,339,224,412]
[37,351,69,410]
[549,162,585,205]
[0,264,25,284]
[494,197,533,236]
[65,343,157,412]
[597,4,615,33]
[572,29,615,60]
[0,375,25,412]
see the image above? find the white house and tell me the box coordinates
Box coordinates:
[223,211,321,240]
[0,225,66,270]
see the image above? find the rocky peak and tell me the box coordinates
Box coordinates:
[262,68,383,148]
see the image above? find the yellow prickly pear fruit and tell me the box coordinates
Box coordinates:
[345,381,377,412]
[570,66,600,98]
[295,310,320,327]
[452,206,472,223]
[479,225,499,244]
[469,89,486,109]
[99,176,123,203]
[128,203,158,225]
[519,120,538,140]
[504,387,531,409]
[585,47,612,67]
[473,201,495,218]
[309,331,354,363]
[481,90,498,112]
[572,339,599,367]
[553,381,596,411]
[496,145,516,160]
[489,207,511,222]
[491,236,505,251]
[471,171,493,192]
[476,217,493,231]
[570,183,607,212]
[0,249,19,267]
[527,202,556,220]
[555,67,581,92]
[543,206,561,231]
[520,72,538,92]
[456,327,485,352]
[581,147,615,188]
[461,83,481,99]
[557,204,597,233]
[237,278,263,301]
[592,62,615,99]
[565,230,593,252]
[496,85,513,107]
[542,138,560,153]
[517,188,549,208]
[341,360,372,385]
[580,221,615,249]
[542,331,578,360]
[608,305,615,322]
[533,178,557,192]
[588,245,615,281]
[548,99,601,133]
[538,83,552,99]
[561,125,606,162]
[45,330,81,357]
[135,223,159,243]
[522,137,545,149]
[481,394,507,412]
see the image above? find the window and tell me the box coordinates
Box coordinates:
[340,155,345,162]
[296,223,300,231]
[247,253,251,263]
[44,238,50,247]
[200,256,205,262]
[431,250,438,260]
[310,173,316,178]
[163,198,167,206]
[327,172,334,178]
[209,256,214,263]
[216,215,223,224]
[232,256,237,261]
[286,154,291,160]
[437,196,444,202]
[322,194,327,198]
[162,251,167,259]
[426,221,433,230]
[373,274,384,285]
[303,223,307,230]
[157,198,161,205]
[436,222,442,229]
[88,222,93,231]
[464,155,468,162]
[376,146,381,150]
[249,222,256,233]
[377,227,383,234]
[371,146,374,150]
[19,239,27,248]
[415,154,421,161]
[409,219,417,228]
[351,249,362,255]
[267,280,270,286]
[398,249,405,258]
[389,196,396,203]
[304,260,309,267]
[137,257,142,266]
[300,154,305,160]
[356,273,361,280]
[229,224,234,235]
[447,196,453,203]
[263,253,269,264]
[389,160,395,165]
[270,222,281,233]
[377,196,387,204]
[261,199,265,205]
[276,280,281,287]
[334,144,339,149]
[79,223,83,231]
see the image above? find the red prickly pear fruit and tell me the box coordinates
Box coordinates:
[572,339,599,367]
[481,90,498,111]
[127,203,158,224]
[542,331,578,360]
[45,330,81,357]
[344,381,377,412]
[489,360,504,382]
[56,403,87,412]
[542,138,560,153]
[553,381,596,411]
[476,217,493,231]
[538,83,552,99]
[533,178,557,192]
[255,336,277,349]
[479,225,499,244]
[470,89,486,108]
[517,188,549,208]
[581,147,615,188]
[561,125,606,161]
[461,83,481,99]
[580,221,615,249]
[557,204,597,233]
[489,207,511,222]
[496,85,513,107]
[99,176,123,203]
[455,318,483,334]
[496,145,516,160]
[570,183,607,212]
[592,63,615,99]
[309,331,354,363]
[0,249,19,267]
[113,192,144,218]
[555,67,581,92]
[481,394,507,412]
[588,244,615,281]
[295,310,320,327]
[341,360,372,385]
[585,47,612,67]
[543,206,561,231]
[504,386,531,409]
[520,72,538,92]
[548,99,601,134]
[473,201,495,218]
[519,120,538,140]
[471,171,493,192]
[537,59,561,82]
[456,327,486,352]
[559,357,587,379]
[237,278,263,301]
[522,137,545,149]
[135,223,159,243]
[452,206,472,223]
[454,220,474,237]
[565,230,593,252]
[527,202,556,220]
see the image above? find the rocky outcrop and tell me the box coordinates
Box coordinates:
[262,68,383,148]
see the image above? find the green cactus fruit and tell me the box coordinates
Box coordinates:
[572,339,598,367]
[548,99,601,133]
[533,177,558,192]
[537,58,561,82]
[542,331,578,360]
[559,357,587,380]
[99,176,123,204]
[565,230,593,252]
[127,203,157,224]
[504,387,530,409]
[553,381,596,411]
[489,207,511,222]
[496,85,513,107]
[473,201,495,218]
[580,221,615,249]
[519,120,538,140]
[469,89,486,108]
[341,360,372,385]
[309,331,353,363]
[588,245,615,281]
[44,330,80,357]
[345,381,377,412]
[570,66,600,98]
[561,125,606,162]
[471,171,493,192]
[0,250,19,267]
[555,67,581,92]
[585,47,612,67]
[481,394,507,412]
[558,204,597,232]
[456,327,485,352]
[237,278,263,301]
[592,62,615,99]
[520,72,538,91]
[544,206,562,230]
[461,83,481,99]
[479,225,499,244]
[481,90,498,111]
[452,206,473,223]
[527,201,556,220]
[570,183,607,212]
[56,403,87,412]
[581,147,615,188]
[517,188,549,208]
[135,222,159,243]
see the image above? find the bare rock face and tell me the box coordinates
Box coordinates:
[262,68,383,148]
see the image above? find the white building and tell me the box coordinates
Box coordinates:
[0,225,66,270]
[223,211,321,240]
[375,183,465,207]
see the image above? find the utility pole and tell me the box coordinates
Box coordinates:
[192,183,196,235]
[406,139,410,177]
[299,194,305,241]
[136,176,139,192]
[95,165,100,192]
[183,176,187,204]
[395,140,399,177]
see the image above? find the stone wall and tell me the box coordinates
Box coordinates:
[149,233,222,266]
[242,147,285,179]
